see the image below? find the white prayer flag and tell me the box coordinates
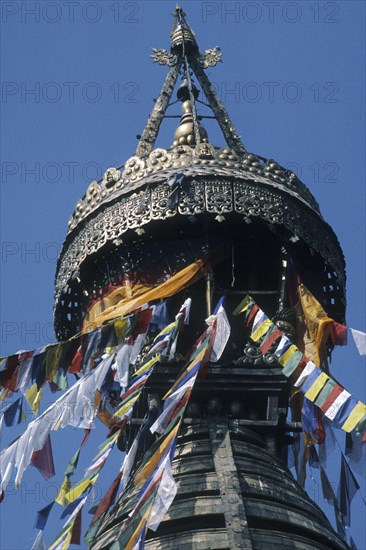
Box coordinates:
[324,390,351,421]
[350,328,366,356]
[0,353,114,493]
[294,361,317,388]
[148,461,177,531]
[31,530,46,550]
[210,304,231,362]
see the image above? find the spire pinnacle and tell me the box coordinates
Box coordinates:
[135,7,246,158]
[170,5,198,55]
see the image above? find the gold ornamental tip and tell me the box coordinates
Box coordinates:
[170,5,198,54]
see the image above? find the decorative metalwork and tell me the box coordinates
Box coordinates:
[66,147,320,232]
[150,48,178,66]
[55,175,345,308]
[197,46,222,68]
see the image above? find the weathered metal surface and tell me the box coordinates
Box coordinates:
[54,172,345,340]
[91,419,349,550]
[208,422,254,549]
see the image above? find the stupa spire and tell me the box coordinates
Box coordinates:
[135,5,246,157]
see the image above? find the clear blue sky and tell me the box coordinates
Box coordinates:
[1,1,365,548]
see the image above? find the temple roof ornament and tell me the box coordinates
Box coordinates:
[54,5,346,340]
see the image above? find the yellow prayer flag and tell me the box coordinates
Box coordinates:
[49,522,73,550]
[134,355,161,377]
[342,401,366,433]
[65,475,97,503]
[304,372,330,402]
[154,321,176,339]
[278,344,299,366]
[82,258,207,332]
[55,476,72,506]
[113,393,141,419]
[45,345,61,381]
[134,421,180,486]
[126,509,151,550]
[297,283,334,367]
[251,319,273,342]
[25,383,44,415]
[114,318,128,344]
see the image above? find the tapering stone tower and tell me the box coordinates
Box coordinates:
[54,7,349,549]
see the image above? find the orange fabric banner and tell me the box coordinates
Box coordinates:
[296,283,335,368]
[82,257,209,333]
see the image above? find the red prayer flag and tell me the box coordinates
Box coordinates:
[69,346,84,374]
[81,428,91,446]
[259,329,282,355]
[31,434,55,480]
[0,355,20,392]
[320,384,344,414]
[92,471,123,524]
[132,308,153,339]
[70,508,82,545]
[246,304,259,330]
[330,322,348,346]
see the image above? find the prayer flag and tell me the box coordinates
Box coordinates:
[60,496,85,519]
[302,398,325,444]
[31,530,46,550]
[298,367,322,394]
[34,501,54,530]
[346,431,366,478]
[55,476,72,506]
[260,328,283,355]
[91,470,123,524]
[304,372,330,402]
[319,463,346,538]
[148,461,177,531]
[341,401,366,432]
[134,422,180,486]
[251,318,273,343]
[324,390,351,421]
[31,433,55,480]
[278,345,299,367]
[315,379,339,410]
[232,295,256,316]
[64,448,81,478]
[70,508,82,545]
[252,310,267,333]
[25,384,44,415]
[3,398,21,427]
[337,454,360,526]
[274,334,292,358]
[282,350,304,378]
[64,473,98,503]
[210,298,230,362]
[350,328,366,356]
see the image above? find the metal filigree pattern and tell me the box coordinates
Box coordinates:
[233,184,284,224]
[66,147,320,233]
[151,184,177,219]
[197,47,222,68]
[178,179,205,214]
[55,175,345,307]
[205,181,233,213]
[150,48,179,66]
